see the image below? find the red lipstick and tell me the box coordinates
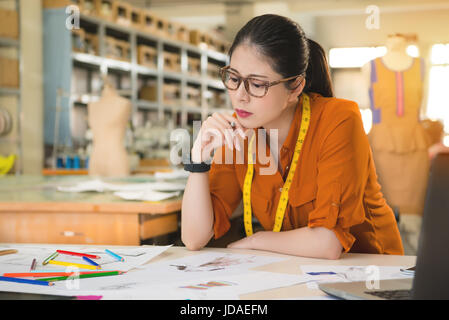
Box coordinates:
[235,109,253,118]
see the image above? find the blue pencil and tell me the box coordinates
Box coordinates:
[0,276,54,286]
[105,249,124,262]
[83,256,101,268]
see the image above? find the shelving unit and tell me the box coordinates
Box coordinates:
[0,0,22,174]
[44,7,231,166]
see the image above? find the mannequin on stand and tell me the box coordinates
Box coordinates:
[362,33,431,255]
[88,81,131,177]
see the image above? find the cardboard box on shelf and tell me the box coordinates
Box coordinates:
[105,36,130,61]
[85,33,99,55]
[189,30,208,49]
[0,57,19,88]
[130,7,143,30]
[163,83,180,106]
[185,86,201,108]
[187,56,201,76]
[0,8,18,40]
[95,0,115,21]
[113,1,132,26]
[177,24,190,43]
[141,10,158,35]
[155,17,169,38]
[139,85,157,102]
[42,0,71,8]
[138,45,157,69]
[80,0,96,15]
[207,62,221,79]
[163,52,181,72]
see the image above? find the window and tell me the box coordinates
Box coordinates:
[427,44,449,146]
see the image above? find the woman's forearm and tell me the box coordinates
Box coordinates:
[228,227,343,260]
[181,172,215,250]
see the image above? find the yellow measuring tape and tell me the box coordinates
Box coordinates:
[243,93,311,236]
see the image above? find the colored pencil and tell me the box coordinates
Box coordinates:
[3,271,121,278]
[42,252,59,265]
[105,249,124,262]
[56,250,100,260]
[37,271,123,282]
[0,249,18,256]
[82,256,100,268]
[30,258,37,271]
[0,276,54,286]
[48,260,101,270]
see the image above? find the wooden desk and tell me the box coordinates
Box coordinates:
[0,176,183,245]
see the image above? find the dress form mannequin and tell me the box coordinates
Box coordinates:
[88,84,131,177]
[362,34,431,255]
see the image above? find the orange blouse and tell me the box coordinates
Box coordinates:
[208,92,404,255]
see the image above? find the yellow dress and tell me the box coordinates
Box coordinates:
[368,57,431,216]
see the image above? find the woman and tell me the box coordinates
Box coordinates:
[181,14,404,259]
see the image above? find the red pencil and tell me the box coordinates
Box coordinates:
[3,271,122,278]
[56,250,100,259]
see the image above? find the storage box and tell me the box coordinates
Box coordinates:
[85,33,99,55]
[0,8,18,39]
[177,24,190,43]
[105,37,130,61]
[187,56,201,76]
[141,10,158,35]
[80,0,96,15]
[163,52,181,72]
[139,85,157,102]
[155,17,169,38]
[163,83,180,106]
[42,0,72,8]
[0,57,19,88]
[185,86,201,108]
[95,0,115,21]
[130,7,143,30]
[114,1,132,27]
[190,30,208,49]
[207,62,221,79]
[137,45,157,69]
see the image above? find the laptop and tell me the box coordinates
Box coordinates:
[319,153,449,300]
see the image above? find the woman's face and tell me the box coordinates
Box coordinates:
[228,43,299,129]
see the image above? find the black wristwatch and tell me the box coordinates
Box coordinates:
[183,155,211,173]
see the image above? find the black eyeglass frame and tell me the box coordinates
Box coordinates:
[219,66,304,98]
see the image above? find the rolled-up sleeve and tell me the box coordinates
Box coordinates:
[209,146,242,239]
[307,102,369,253]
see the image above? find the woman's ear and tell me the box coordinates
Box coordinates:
[288,77,306,103]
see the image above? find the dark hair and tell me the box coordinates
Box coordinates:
[228,14,334,98]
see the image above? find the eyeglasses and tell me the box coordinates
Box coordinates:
[219,66,303,98]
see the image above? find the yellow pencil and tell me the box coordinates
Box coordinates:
[48,260,101,270]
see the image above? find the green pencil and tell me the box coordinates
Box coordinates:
[42,252,59,265]
[37,271,124,282]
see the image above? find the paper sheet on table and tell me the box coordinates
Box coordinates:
[94,270,304,300]
[154,169,190,180]
[113,190,180,201]
[57,179,185,193]
[0,245,171,274]
[0,245,172,297]
[299,265,414,290]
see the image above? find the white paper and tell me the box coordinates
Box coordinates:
[299,265,414,290]
[113,190,180,201]
[57,179,185,193]
[154,169,190,180]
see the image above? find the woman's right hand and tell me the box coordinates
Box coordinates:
[191,112,247,163]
